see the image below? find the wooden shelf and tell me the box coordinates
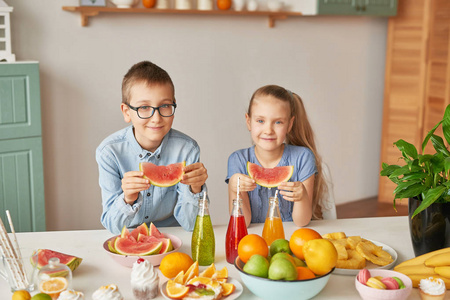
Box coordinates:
[61,6,302,28]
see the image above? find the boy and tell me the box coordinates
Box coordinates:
[96,61,208,234]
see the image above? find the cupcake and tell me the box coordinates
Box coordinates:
[131,258,159,299]
[57,289,85,300]
[92,284,124,300]
[419,277,446,300]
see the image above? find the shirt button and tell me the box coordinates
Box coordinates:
[157,155,160,159]
[147,193,151,196]
[139,154,142,158]
[147,153,150,156]
[145,216,149,219]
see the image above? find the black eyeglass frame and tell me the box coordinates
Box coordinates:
[127,102,177,119]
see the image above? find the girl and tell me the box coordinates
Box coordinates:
[226,85,329,227]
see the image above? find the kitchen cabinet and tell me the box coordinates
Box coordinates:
[378,0,450,204]
[317,0,397,16]
[0,62,45,232]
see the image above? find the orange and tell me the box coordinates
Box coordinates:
[173,270,185,284]
[159,252,194,278]
[39,277,68,298]
[166,280,189,299]
[183,261,199,284]
[199,263,216,278]
[303,239,338,276]
[221,282,236,296]
[217,0,232,10]
[212,266,228,283]
[238,234,268,263]
[142,0,156,8]
[187,276,212,285]
[296,266,316,280]
[289,228,322,260]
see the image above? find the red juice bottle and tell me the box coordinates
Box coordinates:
[225,198,248,264]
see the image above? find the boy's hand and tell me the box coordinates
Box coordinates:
[181,162,208,194]
[278,181,307,202]
[121,171,150,205]
[229,173,256,194]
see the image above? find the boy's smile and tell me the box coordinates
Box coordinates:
[121,82,175,153]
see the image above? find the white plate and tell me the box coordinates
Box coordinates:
[160,277,243,300]
[332,240,398,276]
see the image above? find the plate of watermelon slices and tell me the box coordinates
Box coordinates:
[103,223,182,268]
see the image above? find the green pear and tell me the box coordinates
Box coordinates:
[293,256,307,267]
[243,254,269,278]
[268,258,298,281]
[269,239,292,256]
[270,252,295,265]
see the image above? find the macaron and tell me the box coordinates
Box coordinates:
[357,268,371,285]
[381,277,399,290]
[366,277,387,290]
[392,276,405,289]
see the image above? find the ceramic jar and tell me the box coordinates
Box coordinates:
[233,0,245,11]
[246,0,257,11]
[156,0,170,8]
[175,0,192,9]
[197,0,213,10]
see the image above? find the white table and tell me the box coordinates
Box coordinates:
[0,217,432,299]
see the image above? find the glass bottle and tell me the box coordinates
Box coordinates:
[262,196,285,245]
[225,198,248,264]
[191,192,215,266]
[37,257,72,299]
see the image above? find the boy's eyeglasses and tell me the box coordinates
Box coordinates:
[127,102,177,119]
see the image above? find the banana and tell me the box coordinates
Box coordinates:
[425,252,450,267]
[322,232,346,239]
[394,247,450,269]
[435,266,450,279]
[394,264,437,276]
[407,274,450,289]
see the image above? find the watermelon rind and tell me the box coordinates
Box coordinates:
[114,237,163,256]
[159,238,173,254]
[130,223,149,240]
[246,161,294,188]
[120,226,130,238]
[33,249,82,272]
[139,161,186,187]
[149,222,164,238]
[108,238,118,254]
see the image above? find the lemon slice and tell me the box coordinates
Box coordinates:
[39,276,68,297]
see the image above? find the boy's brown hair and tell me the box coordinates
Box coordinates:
[122,61,175,104]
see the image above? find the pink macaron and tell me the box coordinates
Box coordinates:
[381,277,399,290]
[357,269,371,285]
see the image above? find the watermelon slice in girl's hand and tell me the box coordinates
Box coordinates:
[247,161,294,188]
[32,249,82,272]
[139,161,185,187]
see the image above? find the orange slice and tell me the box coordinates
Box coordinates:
[183,261,199,284]
[212,266,228,283]
[187,276,212,285]
[199,263,216,278]
[221,282,236,296]
[166,280,189,299]
[39,277,68,298]
[173,270,185,284]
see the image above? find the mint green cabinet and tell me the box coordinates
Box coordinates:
[0,62,45,232]
[318,0,397,16]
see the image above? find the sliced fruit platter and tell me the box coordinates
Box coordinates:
[103,223,182,267]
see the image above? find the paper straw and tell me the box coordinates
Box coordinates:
[5,210,27,286]
[203,191,207,203]
[274,189,279,199]
[237,176,240,199]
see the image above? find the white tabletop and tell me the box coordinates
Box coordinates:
[1,216,432,299]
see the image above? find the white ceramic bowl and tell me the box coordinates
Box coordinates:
[235,257,333,300]
[103,233,182,268]
[110,0,137,8]
[355,269,412,300]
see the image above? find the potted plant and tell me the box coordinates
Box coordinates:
[380,105,450,256]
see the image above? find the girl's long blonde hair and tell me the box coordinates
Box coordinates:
[248,85,328,219]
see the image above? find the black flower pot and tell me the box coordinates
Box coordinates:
[408,197,450,256]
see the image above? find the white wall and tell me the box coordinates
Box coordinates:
[9,0,387,231]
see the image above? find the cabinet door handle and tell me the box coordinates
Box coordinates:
[355,5,360,11]
[361,5,366,11]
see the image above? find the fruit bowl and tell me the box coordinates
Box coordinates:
[355,269,412,300]
[234,257,333,300]
[103,233,182,268]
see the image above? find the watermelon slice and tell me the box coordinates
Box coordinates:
[114,237,162,256]
[139,161,185,187]
[33,249,82,272]
[130,223,149,240]
[158,238,174,254]
[247,161,294,188]
[149,222,164,238]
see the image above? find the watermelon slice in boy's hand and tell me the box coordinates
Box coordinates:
[246,162,294,188]
[139,161,185,187]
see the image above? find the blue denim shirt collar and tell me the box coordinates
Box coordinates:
[126,126,169,160]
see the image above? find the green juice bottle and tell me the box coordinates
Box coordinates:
[191,192,215,266]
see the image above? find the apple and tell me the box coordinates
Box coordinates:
[268,257,298,281]
[243,254,269,278]
[269,239,292,256]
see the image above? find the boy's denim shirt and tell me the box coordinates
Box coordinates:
[96,126,206,234]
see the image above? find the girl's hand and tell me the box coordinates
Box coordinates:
[278,181,308,202]
[229,173,257,194]
[121,171,150,205]
[181,162,208,194]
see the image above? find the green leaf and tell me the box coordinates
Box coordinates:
[422,120,443,153]
[411,186,447,218]
[394,139,418,160]
[430,135,450,157]
[393,179,423,194]
[401,172,428,181]
[395,183,427,199]
[445,157,450,175]
[389,164,421,178]
[380,164,401,177]
[442,104,450,145]
[430,152,445,174]
[419,154,433,164]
